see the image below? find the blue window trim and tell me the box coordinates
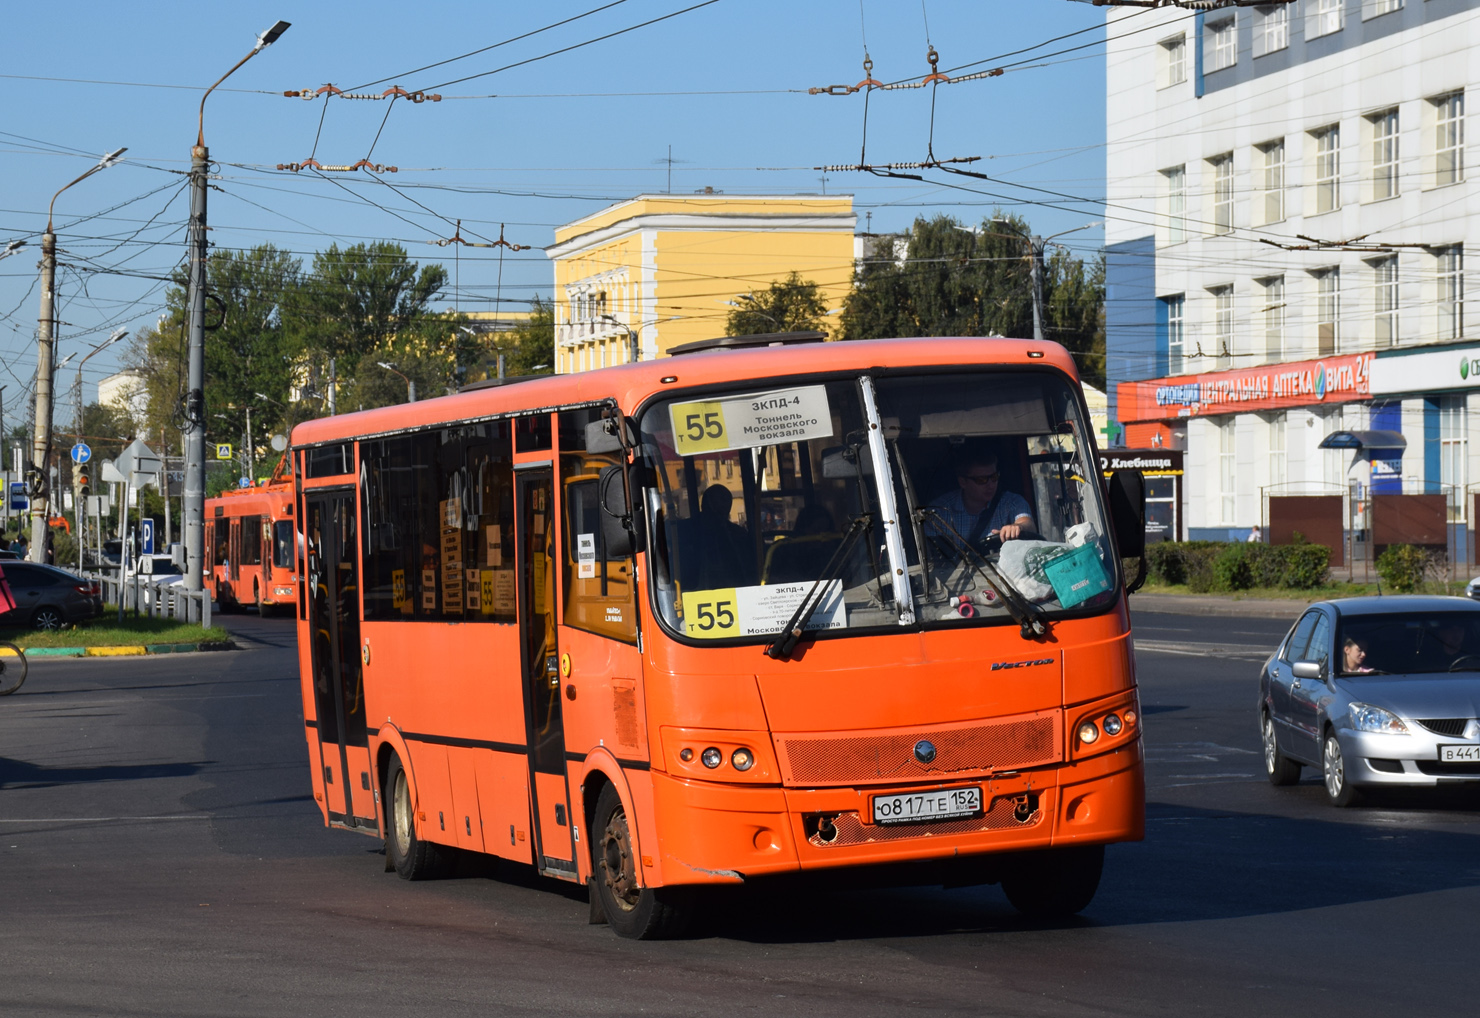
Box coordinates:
[1194,10,1205,99]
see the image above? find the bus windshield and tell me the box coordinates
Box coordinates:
[640,369,1116,644]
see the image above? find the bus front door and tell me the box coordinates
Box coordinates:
[516,468,577,879]
[304,490,376,832]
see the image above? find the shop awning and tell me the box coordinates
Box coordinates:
[1317,430,1406,451]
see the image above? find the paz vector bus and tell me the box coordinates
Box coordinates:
[289,333,1147,938]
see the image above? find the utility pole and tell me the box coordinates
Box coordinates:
[1028,235,1045,344]
[31,151,125,563]
[327,358,337,415]
[182,20,290,597]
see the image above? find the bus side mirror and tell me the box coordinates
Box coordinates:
[585,417,634,455]
[598,464,646,557]
[1107,469,1146,592]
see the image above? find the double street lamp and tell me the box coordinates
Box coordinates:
[182,19,290,596]
[376,362,417,403]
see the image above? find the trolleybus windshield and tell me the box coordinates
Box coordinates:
[640,369,1116,644]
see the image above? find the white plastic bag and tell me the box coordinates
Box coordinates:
[996,540,1069,602]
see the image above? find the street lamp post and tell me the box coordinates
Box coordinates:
[599,314,640,363]
[376,362,417,403]
[72,327,127,570]
[30,150,126,563]
[183,19,290,599]
[989,219,1101,344]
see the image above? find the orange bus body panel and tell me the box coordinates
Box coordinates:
[205,480,295,610]
[291,337,1144,895]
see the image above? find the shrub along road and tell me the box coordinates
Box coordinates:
[1,608,1477,1016]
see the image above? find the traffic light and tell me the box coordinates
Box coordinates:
[77,473,90,496]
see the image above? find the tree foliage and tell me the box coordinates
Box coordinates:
[839,214,1105,387]
[294,242,449,364]
[725,272,830,335]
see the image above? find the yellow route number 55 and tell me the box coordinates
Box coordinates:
[671,400,729,456]
[681,588,740,639]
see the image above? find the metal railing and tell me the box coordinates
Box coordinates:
[86,570,212,627]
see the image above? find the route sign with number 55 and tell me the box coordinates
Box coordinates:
[668,384,833,457]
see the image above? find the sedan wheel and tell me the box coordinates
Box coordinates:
[1322,733,1363,807]
[30,606,64,631]
[1263,712,1301,786]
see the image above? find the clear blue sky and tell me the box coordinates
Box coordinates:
[0,0,1108,402]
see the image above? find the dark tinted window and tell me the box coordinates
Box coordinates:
[241,515,263,566]
[2,564,49,586]
[273,521,294,570]
[515,414,552,453]
[1339,611,1480,676]
[305,444,352,478]
[361,422,516,622]
[1283,611,1320,662]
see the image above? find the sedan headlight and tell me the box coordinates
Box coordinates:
[1349,702,1409,735]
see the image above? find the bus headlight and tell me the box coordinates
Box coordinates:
[701,747,723,769]
[1102,713,1123,737]
[731,748,754,771]
[1077,721,1100,745]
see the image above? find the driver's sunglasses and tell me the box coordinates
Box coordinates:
[959,472,1000,486]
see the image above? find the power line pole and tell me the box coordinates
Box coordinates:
[31,150,125,563]
[1028,234,1045,344]
[182,20,290,598]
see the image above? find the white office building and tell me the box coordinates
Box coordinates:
[1105,0,1480,542]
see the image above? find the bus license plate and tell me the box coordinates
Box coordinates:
[872,787,982,825]
[1439,745,1480,762]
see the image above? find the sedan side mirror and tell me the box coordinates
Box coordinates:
[1292,660,1323,681]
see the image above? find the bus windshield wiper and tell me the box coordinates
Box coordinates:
[766,514,872,661]
[916,507,1049,640]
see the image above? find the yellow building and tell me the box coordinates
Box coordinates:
[546,194,856,372]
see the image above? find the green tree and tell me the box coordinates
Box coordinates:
[491,297,555,378]
[726,272,829,335]
[840,214,1106,388]
[293,242,449,365]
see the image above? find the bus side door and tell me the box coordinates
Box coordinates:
[515,465,578,879]
[304,488,376,831]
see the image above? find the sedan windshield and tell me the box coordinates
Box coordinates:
[1338,612,1480,675]
[639,369,1117,644]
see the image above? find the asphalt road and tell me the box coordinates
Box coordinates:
[2,605,1478,1017]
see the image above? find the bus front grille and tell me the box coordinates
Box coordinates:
[775,710,1060,787]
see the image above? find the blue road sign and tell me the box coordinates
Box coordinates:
[141,518,155,556]
[238,477,251,488]
[70,442,91,465]
[9,481,28,512]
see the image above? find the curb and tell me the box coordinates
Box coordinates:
[22,641,238,659]
[1131,592,1311,620]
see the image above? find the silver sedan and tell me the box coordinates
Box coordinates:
[1258,595,1480,806]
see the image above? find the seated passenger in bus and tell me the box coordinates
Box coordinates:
[927,448,1036,545]
[680,484,757,590]
[762,504,841,584]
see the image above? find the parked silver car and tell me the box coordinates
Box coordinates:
[1260,595,1480,806]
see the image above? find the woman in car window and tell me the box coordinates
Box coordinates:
[1342,635,1374,675]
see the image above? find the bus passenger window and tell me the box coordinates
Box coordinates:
[240,515,263,566]
[273,521,294,570]
[515,413,552,453]
[360,422,516,622]
[558,408,637,643]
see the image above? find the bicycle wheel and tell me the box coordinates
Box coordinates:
[0,642,28,696]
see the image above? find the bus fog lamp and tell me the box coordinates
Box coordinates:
[731,748,754,771]
[679,748,694,762]
[1077,721,1100,745]
[1102,713,1123,736]
[701,747,722,769]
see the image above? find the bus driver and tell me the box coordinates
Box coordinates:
[929,448,1036,544]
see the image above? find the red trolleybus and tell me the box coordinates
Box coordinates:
[291,335,1146,938]
[205,469,297,613]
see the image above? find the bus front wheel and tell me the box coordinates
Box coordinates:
[592,783,691,939]
[1000,844,1104,919]
[385,753,450,880]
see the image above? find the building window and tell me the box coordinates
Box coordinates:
[1312,0,1343,38]
[1211,154,1234,235]
[1255,5,1289,57]
[1166,294,1186,375]
[1314,125,1341,213]
[1161,34,1187,87]
[1164,166,1187,244]
[1260,276,1285,361]
[1268,413,1287,490]
[1367,0,1403,18]
[1205,18,1236,72]
[1315,268,1340,356]
[1371,108,1400,200]
[1212,285,1235,368]
[1438,246,1464,341]
[1374,256,1400,347]
[1258,139,1285,224]
[1322,411,1346,491]
[1440,396,1468,521]
[1436,92,1465,186]
[1219,418,1237,525]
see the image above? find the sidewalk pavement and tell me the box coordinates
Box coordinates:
[1130,592,1312,619]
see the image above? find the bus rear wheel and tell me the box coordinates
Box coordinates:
[385,753,450,880]
[1000,844,1104,919]
[592,783,691,939]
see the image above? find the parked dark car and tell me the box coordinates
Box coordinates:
[0,549,19,560]
[0,562,104,630]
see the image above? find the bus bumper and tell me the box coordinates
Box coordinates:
[649,740,1143,885]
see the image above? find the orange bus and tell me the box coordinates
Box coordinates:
[291,335,1146,938]
[206,474,297,613]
